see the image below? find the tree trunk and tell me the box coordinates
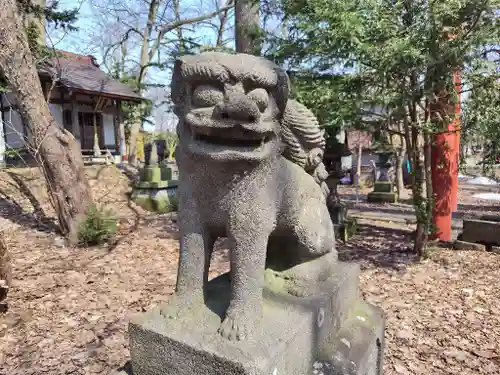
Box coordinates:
[411,140,427,257]
[403,103,427,257]
[0,232,11,304]
[395,121,406,195]
[0,0,93,243]
[235,0,261,54]
[127,0,159,166]
[355,143,363,203]
[394,149,405,197]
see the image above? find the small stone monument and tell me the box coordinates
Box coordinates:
[126,52,385,375]
[131,140,179,213]
[455,214,500,252]
[324,128,356,241]
[367,151,397,203]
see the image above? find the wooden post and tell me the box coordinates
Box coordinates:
[113,100,120,155]
[71,95,80,142]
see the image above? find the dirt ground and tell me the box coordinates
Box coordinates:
[0,166,499,375]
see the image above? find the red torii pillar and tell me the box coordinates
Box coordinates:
[430,70,461,241]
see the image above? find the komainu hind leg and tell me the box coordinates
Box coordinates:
[266,207,337,297]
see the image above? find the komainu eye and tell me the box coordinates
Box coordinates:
[192,85,224,107]
[247,88,269,112]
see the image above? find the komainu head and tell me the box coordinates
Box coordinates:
[171,52,290,163]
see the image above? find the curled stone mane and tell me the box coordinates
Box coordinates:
[281,99,330,198]
[281,99,326,169]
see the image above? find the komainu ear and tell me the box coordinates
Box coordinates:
[170,59,186,115]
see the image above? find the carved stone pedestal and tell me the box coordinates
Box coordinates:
[126,263,384,375]
[367,182,398,203]
[368,152,397,203]
[131,162,179,213]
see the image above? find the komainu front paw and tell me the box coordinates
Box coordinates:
[218,312,256,341]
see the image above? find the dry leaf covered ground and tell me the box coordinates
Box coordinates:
[0,166,499,375]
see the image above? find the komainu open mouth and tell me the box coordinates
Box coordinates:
[185,120,277,161]
[194,133,272,149]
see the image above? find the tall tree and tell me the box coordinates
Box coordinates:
[267,0,499,255]
[235,0,261,54]
[462,76,500,174]
[0,0,93,242]
[88,0,235,165]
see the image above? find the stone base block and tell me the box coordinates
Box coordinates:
[367,191,398,203]
[139,166,175,182]
[316,300,385,375]
[454,240,486,251]
[462,218,500,246]
[131,187,178,213]
[128,263,384,375]
[373,181,394,193]
[135,179,179,189]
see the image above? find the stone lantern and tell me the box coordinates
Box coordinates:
[367,150,397,203]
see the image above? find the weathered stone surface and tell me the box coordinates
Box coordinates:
[372,181,393,193]
[454,240,486,251]
[462,218,500,246]
[480,215,500,222]
[135,179,179,190]
[171,51,336,340]
[131,187,178,213]
[367,191,398,203]
[130,264,366,375]
[316,301,385,375]
[139,166,175,183]
[132,161,179,213]
[126,52,384,375]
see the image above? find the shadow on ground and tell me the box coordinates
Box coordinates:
[338,222,420,270]
[0,196,58,233]
[0,171,59,233]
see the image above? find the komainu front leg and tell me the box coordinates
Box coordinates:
[161,220,214,319]
[218,233,269,341]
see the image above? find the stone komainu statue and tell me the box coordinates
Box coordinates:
[166,52,336,341]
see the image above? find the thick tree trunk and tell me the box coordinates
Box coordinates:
[394,149,405,197]
[395,121,406,195]
[235,0,261,54]
[355,144,363,203]
[403,102,428,257]
[411,142,427,257]
[0,0,93,243]
[127,0,159,166]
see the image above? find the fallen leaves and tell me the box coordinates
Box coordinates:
[0,167,499,375]
[339,219,500,375]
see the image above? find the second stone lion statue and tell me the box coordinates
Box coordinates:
[165,52,336,341]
